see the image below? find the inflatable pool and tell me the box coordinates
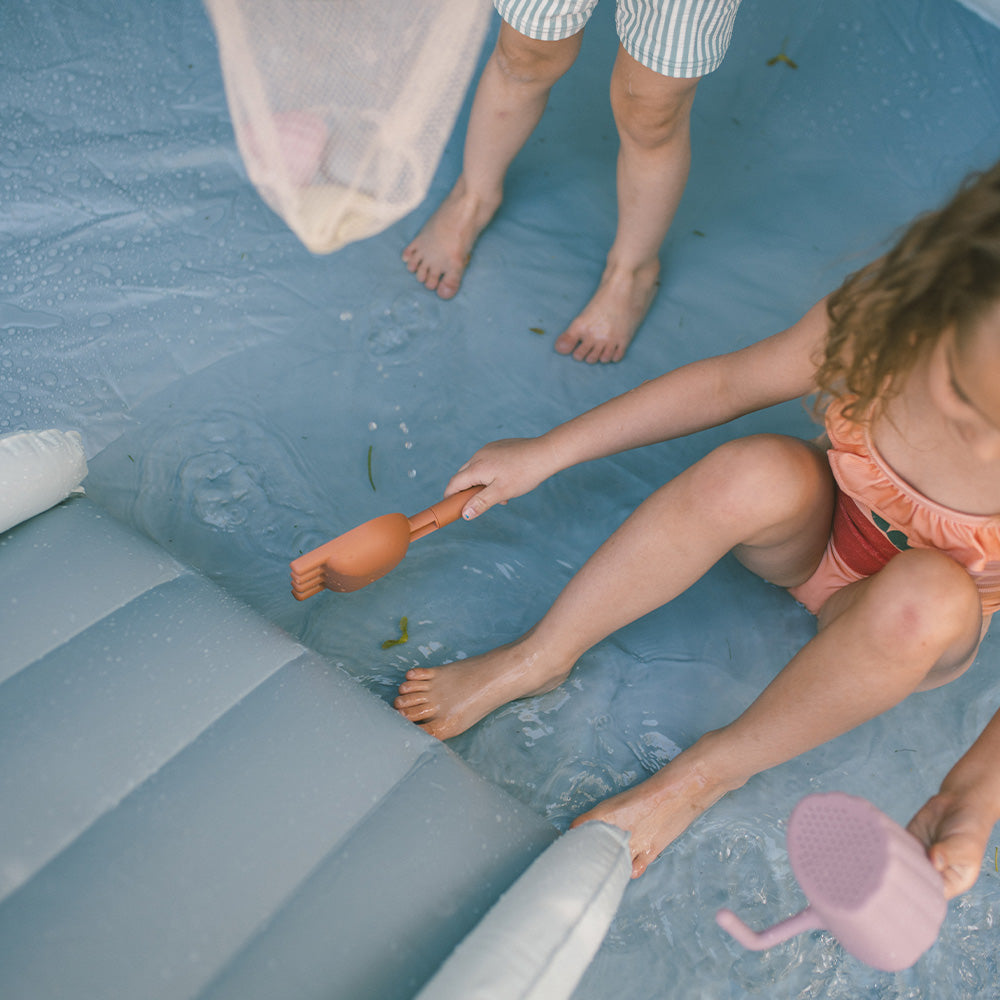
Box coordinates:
[2,0,999,997]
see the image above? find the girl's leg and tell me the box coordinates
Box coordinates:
[555,47,699,363]
[402,23,583,298]
[396,435,835,738]
[575,547,984,877]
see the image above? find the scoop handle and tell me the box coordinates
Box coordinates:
[716,905,824,951]
[408,487,483,541]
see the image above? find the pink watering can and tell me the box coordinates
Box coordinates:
[716,792,946,972]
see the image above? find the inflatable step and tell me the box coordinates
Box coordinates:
[0,494,559,1000]
[0,494,184,683]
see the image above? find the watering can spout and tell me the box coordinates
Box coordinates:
[716,906,823,952]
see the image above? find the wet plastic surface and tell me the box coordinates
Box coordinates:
[3,0,1000,996]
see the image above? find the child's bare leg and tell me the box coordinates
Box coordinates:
[574,548,984,877]
[555,48,698,363]
[396,435,834,738]
[402,24,582,299]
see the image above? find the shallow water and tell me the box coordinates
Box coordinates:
[4,0,1000,996]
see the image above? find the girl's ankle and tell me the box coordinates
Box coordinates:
[685,729,751,798]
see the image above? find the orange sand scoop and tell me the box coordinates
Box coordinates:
[290,487,482,599]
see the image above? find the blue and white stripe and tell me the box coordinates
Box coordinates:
[495,0,742,77]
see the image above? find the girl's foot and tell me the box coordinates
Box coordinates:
[394,639,570,740]
[554,257,661,363]
[571,741,730,877]
[402,178,500,299]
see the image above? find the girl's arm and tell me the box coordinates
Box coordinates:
[908,706,1000,899]
[450,298,830,518]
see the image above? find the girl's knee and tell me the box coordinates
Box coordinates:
[869,549,982,666]
[610,71,698,148]
[496,24,580,85]
[699,435,831,521]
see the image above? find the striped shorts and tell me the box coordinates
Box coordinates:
[494,0,742,78]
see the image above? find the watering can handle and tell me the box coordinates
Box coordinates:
[716,906,824,951]
[408,487,483,541]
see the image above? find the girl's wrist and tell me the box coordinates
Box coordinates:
[935,779,1000,828]
[537,426,579,477]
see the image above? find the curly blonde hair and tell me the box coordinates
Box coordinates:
[815,161,1000,422]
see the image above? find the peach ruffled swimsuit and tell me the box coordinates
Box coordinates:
[788,397,1000,625]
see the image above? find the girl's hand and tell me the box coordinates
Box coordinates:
[907,792,994,899]
[444,437,557,520]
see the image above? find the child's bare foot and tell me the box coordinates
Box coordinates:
[402,177,500,299]
[554,258,661,363]
[394,639,570,740]
[571,742,730,877]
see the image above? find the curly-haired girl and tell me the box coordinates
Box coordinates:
[396,161,1000,896]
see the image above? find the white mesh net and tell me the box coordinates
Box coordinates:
[204,0,492,253]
